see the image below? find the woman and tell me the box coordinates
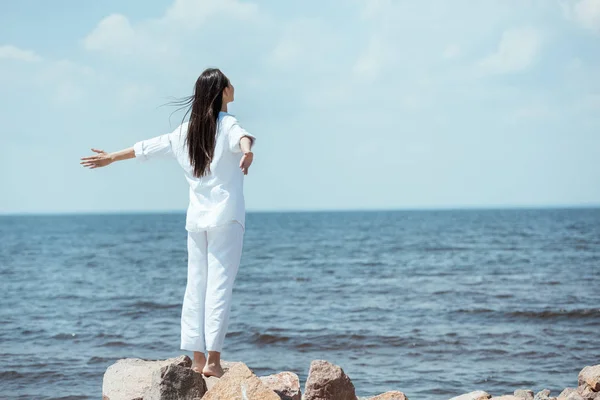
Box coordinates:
[80,68,256,378]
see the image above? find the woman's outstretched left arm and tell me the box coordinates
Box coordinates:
[80,147,135,169]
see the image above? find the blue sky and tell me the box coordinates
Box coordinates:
[1,0,599,214]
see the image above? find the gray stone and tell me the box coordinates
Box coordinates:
[449,391,492,400]
[515,389,534,400]
[367,391,409,400]
[259,371,301,400]
[579,366,600,392]
[303,360,357,400]
[202,362,280,400]
[558,388,578,400]
[102,355,206,400]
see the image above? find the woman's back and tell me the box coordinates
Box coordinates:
[133,111,256,231]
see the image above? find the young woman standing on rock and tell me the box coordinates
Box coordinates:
[80,68,256,378]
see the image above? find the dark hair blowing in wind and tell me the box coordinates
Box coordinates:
[171,68,231,178]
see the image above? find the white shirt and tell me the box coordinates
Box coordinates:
[133,111,256,232]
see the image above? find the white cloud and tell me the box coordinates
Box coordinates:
[40,60,96,106]
[118,83,156,108]
[511,104,552,121]
[83,0,259,58]
[478,27,543,75]
[443,44,461,59]
[83,14,137,55]
[0,45,42,62]
[563,0,600,32]
[267,19,338,70]
[360,0,392,19]
[163,0,258,29]
[353,36,386,79]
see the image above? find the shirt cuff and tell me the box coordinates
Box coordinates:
[242,133,256,148]
[133,141,147,161]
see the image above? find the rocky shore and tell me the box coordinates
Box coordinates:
[101,356,600,400]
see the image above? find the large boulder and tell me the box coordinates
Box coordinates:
[367,391,409,399]
[558,389,577,400]
[202,362,280,400]
[303,360,357,400]
[579,366,600,392]
[449,391,492,400]
[515,390,534,400]
[259,371,301,400]
[534,389,556,400]
[490,396,521,400]
[102,355,206,400]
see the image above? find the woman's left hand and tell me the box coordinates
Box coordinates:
[239,151,253,175]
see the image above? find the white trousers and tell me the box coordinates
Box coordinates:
[180,221,244,353]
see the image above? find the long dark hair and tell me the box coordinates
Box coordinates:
[170,68,230,178]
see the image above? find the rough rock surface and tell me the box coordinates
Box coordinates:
[202,362,280,400]
[490,396,521,400]
[303,360,357,400]
[558,389,578,400]
[515,389,535,400]
[259,371,301,400]
[102,355,205,400]
[449,391,492,400]
[366,391,409,399]
[579,366,600,392]
[534,389,556,400]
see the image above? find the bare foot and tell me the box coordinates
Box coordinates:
[202,362,224,378]
[191,364,203,374]
[191,351,206,374]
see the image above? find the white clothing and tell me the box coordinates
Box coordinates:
[133,111,256,232]
[180,221,244,353]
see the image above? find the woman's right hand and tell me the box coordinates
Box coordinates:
[80,148,114,169]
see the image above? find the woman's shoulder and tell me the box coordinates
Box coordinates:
[218,111,239,121]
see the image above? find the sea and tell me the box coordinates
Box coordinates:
[1,208,599,400]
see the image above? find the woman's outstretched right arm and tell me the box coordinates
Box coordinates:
[80,147,135,169]
[80,129,178,169]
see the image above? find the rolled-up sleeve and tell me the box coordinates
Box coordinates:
[228,119,256,153]
[133,133,175,161]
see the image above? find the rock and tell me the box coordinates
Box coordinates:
[490,396,521,400]
[202,362,280,400]
[449,391,492,400]
[579,383,594,396]
[534,389,554,400]
[515,390,534,400]
[203,361,244,392]
[259,371,301,400]
[565,392,585,400]
[367,391,409,400]
[303,360,357,400]
[145,357,207,400]
[580,392,600,400]
[102,355,206,400]
[558,389,578,400]
[515,389,535,400]
[579,366,600,392]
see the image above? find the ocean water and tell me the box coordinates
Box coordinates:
[1,209,599,400]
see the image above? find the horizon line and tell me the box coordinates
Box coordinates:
[1,203,600,217]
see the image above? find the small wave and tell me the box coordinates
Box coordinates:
[508,308,600,319]
[454,308,495,314]
[0,370,25,379]
[129,300,180,310]
[87,356,116,365]
[94,332,124,339]
[251,332,291,345]
[423,246,471,252]
[99,341,130,347]
[51,333,78,340]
